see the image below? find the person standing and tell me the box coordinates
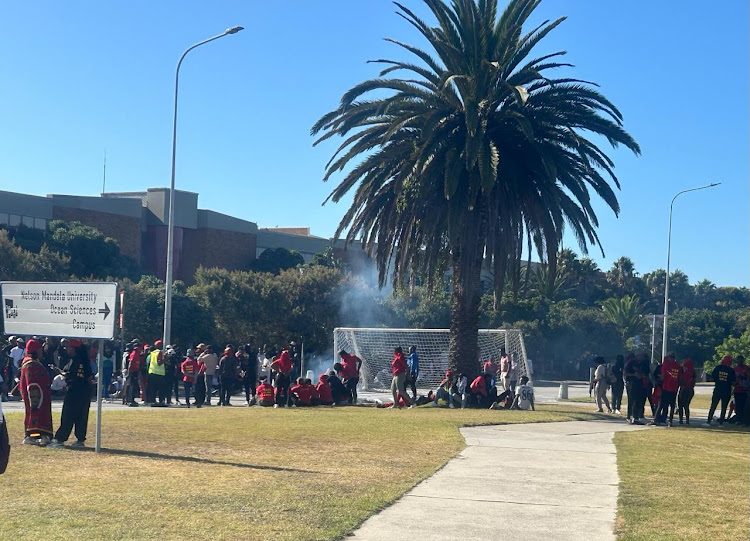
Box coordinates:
[482,357,498,388]
[407,346,420,401]
[218,345,238,406]
[100,343,115,401]
[653,354,681,427]
[732,356,748,425]
[337,349,362,404]
[126,341,143,407]
[610,355,625,414]
[49,340,93,448]
[289,341,301,383]
[624,354,642,424]
[147,340,167,407]
[9,338,25,393]
[500,352,511,393]
[678,358,696,424]
[181,349,199,409]
[19,339,53,445]
[593,357,612,413]
[707,356,736,425]
[193,355,206,408]
[271,348,293,408]
[239,345,257,406]
[198,345,219,406]
[390,347,412,408]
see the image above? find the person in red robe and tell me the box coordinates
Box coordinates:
[19,339,53,446]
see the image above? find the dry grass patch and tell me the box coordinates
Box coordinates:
[615,426,749,540]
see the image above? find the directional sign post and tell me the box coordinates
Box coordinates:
[1,281,118,453]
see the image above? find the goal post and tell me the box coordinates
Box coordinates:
[333,327,529,391]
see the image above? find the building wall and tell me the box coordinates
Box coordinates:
[52,206,142,261]
[181,227,256,284]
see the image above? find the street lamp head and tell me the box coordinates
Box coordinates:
[225,26,244,35]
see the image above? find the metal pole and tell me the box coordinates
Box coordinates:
[661,183,720,361]
[119,289,125,371]
[162,26,244,348]
[650,316,657,364]
[95,338,104,453]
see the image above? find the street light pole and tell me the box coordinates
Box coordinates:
[661,182,720,361]
[162,27,243,348]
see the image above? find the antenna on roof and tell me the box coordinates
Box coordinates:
[101,149,107,196]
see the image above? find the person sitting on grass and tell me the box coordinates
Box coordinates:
[316,374,333,406]
[678,358,696,425]
[290,377,314,407]
[327,369,349,405]
[469,373,491,408]
[454,372,469,409]
[510,376,535,410]
[256,376,275,407]
[431,370,455,408]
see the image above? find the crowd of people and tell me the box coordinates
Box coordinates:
[590,353,749,427]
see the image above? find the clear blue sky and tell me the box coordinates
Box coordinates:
[0,1,747,286]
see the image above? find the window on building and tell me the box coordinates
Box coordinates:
[0,213,8,225]
[33,218,47,230]
[8,214,21,226]
[21,216,34,228]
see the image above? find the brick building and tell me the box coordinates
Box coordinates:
[0,187,371,284]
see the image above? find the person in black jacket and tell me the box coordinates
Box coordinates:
[610,355,625,414]
[217,345,239,406]
[707,356,736,425]
[327,370,349,405]
[624,354,643,424]
[49,341,93,448]
[239,344,257,406]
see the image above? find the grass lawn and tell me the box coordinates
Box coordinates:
[564,393,715,410]
[1,404,605,541]
[614,426,750,540]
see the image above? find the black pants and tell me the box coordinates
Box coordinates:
[678,387,694,423]
[734,392,747,424]
[611,381,624,412]
[275,373,290,406]
[55,386,91,443]
[165,372,179,403]
[626,381,640,419]
[346,377,359,404]
[194,375,206,406]
[220,379,234,405]
[408,373,418,401]
[183,381,193,407]
[243,377,256,402]
[708,389,731,423]
[148,374,167,404]
[127,372,140,404]
[656,390,677,424]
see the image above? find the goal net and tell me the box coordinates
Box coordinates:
[333,328,529,391]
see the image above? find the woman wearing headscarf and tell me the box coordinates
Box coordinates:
[19,339,53,445]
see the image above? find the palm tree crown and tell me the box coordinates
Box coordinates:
[313,0,640,374]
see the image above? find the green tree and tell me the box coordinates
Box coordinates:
[668,308,734,363]
[310,247,342,269]
[600,294,649,341]
[0,229,69,281]
[250,247,304,274]
[704,330,750,375]
[312,0,639,375]
[606,256,639,296]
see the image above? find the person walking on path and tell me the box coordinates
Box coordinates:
[678,358,696,424]
[707,356,736,425]
[198,344,219,406]
[19,339,53,445]
[593,357,612,413]
[390,347,412,408]
[50,341,93,448]
[610,355,625,414]
[653,354,681,427]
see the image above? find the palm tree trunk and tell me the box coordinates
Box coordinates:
[449,202,487,377]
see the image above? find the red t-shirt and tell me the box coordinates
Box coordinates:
[470,376,487,396]
[256,383,274,402]
[316,382,333,403]
[734,365,748,393]
[181,358,198,383]
[679,362,696,389]
[340,354,360,379]
[392,353,407,376]
[661,358,681,393]
[128,350,142,372]
[290,384,313,404]
[271,351,294,374]
[483,360,498,376]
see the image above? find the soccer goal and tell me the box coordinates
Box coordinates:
[332,327,529,391]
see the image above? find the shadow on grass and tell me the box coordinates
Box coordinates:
[73,446,325,474]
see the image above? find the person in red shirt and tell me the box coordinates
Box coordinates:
[482,359,499,387]
[678,358,697,424]
[470,374,492,408]
[653,354,681,426]
[181,349,199,409]
[338,350,362,404]
[256,376,275,406]
[19,339,53,445]
[290,377,314,407]
[271,349,293,408]
[733,356,748,425]
[316,374,333,406]
[125,342,143,406]
[390,347,412,407]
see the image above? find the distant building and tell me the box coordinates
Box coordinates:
[0,188,370,284]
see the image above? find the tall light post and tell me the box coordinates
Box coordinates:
[661,182,720,361]
[163,26,243,348]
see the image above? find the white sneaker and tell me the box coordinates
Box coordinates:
[38,436,51,446]
[449,403,455,409]
[244,401,250,406]
[47,440,64,449]
[273,404,279,409]
[22,436,37,445]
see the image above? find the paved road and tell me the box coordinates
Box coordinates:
[349,420,649,541]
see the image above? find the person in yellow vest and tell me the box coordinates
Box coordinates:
[147,340,167,407]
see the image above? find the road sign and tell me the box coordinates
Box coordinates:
[1,281,118,339]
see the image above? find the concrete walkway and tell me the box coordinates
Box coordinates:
[349,420,649,541]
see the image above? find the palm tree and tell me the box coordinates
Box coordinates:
[312,0,640,375]
[606,256,638,295]
[601,294,649,341]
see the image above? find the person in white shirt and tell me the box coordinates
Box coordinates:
[593,356,613,413]
[10,338,25,371]
[510,376,535,410]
